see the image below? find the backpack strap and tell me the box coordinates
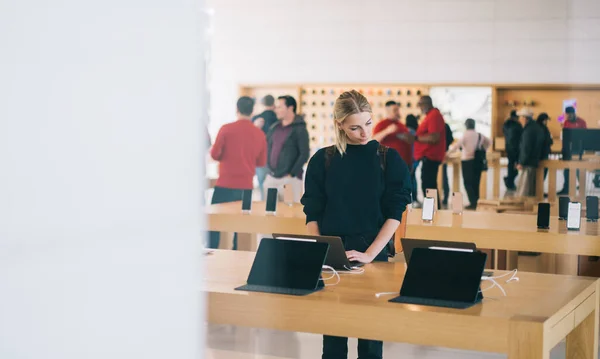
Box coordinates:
[377,144,388,172]
[324,145,336,170]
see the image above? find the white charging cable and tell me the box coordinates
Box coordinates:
[480,269,519,296]
[485,269,519,283]
[342,265,365,274]
[322,265,340,286]
[480,277,507,296]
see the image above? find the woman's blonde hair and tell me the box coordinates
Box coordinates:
[332,90,372,155]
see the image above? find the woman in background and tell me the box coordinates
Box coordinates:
[301,90,412,359]
[446,119,491,210]
[406,114,420,205]
[536,113,553,180]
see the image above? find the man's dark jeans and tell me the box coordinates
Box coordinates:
[208,186,244,249]
[421,157,441,209]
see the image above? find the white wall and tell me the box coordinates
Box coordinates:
[0,0,205,358]
[206,0,600,135]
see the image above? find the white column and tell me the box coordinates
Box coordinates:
[0,1,205,358]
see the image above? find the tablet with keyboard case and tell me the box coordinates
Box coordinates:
[235,238,329,296]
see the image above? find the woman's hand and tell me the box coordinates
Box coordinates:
[346,250,375,264]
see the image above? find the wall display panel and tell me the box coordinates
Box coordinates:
[301,86,427,153]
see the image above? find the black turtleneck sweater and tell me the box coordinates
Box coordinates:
[301,140,412,237]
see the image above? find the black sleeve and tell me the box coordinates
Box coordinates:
[289,126,310,177]
[382,149,413,221]
[301,150,327,223]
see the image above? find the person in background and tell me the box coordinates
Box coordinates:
[441,122,454,206]
[372,100,413,170]
[412,95,446,209]
[446,119,491,210]
[209,97,267,249]
[503,110,522,191]
[406,114,420,205]
[301,90,411,359]
[557,106,587,195]
[515,108,544,198]
[252,95,278,200]
[264,95,310,202]
[536,113,553,180]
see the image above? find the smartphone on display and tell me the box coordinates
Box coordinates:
[558,196,570,220]
[567,202,582,230]
[241,189,252,213]
[451,192,463,214]
[422,197,435,221]
[425,188,438,210]
[586,196,599,222]
[537,203,550,229]
[265,188,278,214]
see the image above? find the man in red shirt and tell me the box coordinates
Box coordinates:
[557,106,587,195]
[413,95,446,208]
[372,100,412,168]
[209,96,267,248]
[563,106,587,129]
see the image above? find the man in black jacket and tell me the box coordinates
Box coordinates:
[264,95,310,202]
[515,108,544,198]
[503,110,522,191]
[252,95,278,199]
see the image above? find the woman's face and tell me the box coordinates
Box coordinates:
[339,112,372,145]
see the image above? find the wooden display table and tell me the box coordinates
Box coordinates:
[437,151,502,201]
[207,202,600,274]
[208,203,307,251]
[405,209,600,274]
[536,157,600,205]
[405,210,600,256]
[207,250,600,359]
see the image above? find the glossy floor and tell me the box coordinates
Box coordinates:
[207,324,573,359]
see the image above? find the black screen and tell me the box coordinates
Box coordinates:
[537,203,550,228]
[587,196,599,220]
[247,238,329,290]
[266,188,278,212]
[241,190,252,210]
[562,129,600,159]
[400,248,486,302]
[559,196,570,219]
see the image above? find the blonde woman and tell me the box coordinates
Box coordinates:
[301,90,412,359]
